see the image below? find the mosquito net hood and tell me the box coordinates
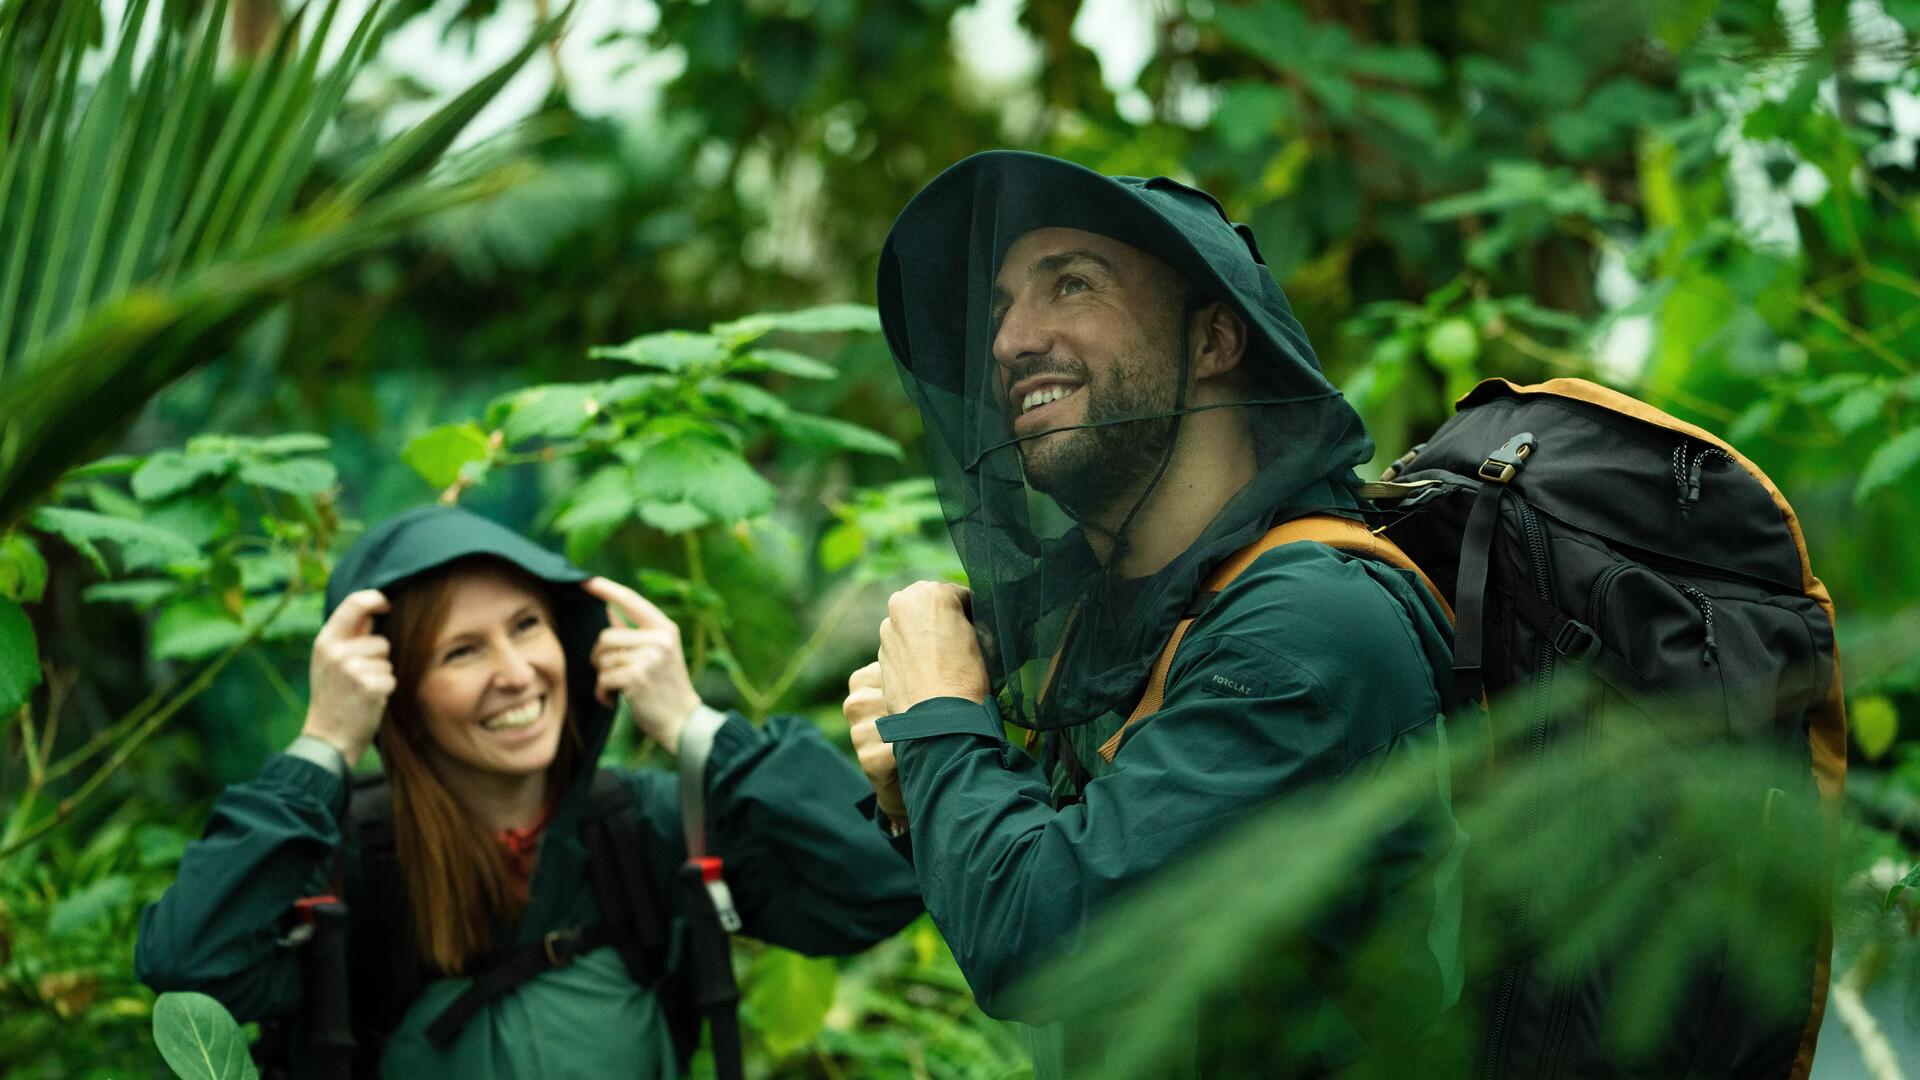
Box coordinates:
[877,150,1374,730]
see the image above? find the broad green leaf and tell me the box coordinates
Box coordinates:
[0,595,39,715]
[632,435,775,523]
[773,413,903,460]
[1855,427,1920,505]
[1210,1,1309,69]
[153,992,259,1080]
[1344,45,1445,87]
[48,874,134,938]
[704,378,790,420]
[151,596,245,660]
[0,531,48,603]
[1213,82,1296,151]
[734,348,836,380]
[236,457,337,496]
[592,330,728,372]
[744,948,838,1060]
[1830,384,1890,436]
[32,505,203,572]
[403,423,493,490]
[553,465,638,539]
[500,382,604,444]
[818,521,865,572]
[131,449,233,501]
[637,500,712,533]
[62,454,142,480]
[1853,695,1899,762]
[603,373,679,406]
[712,303,880,346]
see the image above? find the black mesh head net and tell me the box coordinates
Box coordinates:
[877,151,1374,731]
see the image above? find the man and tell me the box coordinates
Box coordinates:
[847,151,1464,1076]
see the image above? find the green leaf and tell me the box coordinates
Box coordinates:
[632,434,775,523]
[553,465,638,540]
[248,433,330,455]
[1855,427,1920,505]
[48,874,133,938]
[402,423,493,490]
[744,948,838,1060]
[0,595,40,715]
[1830,384,1890,436]
[151,596,245,660]
[1887,861,1920,912]
[32,505,203,572]
[236,457,337,496]
[734,348,837,380]
[0,531,48,603]
[135,824,190,869]
[636,500,712,533]
[773,413,903,460]
[592,330,728,372]
[152,992,260,1080]
[818,521,866,573]
[1853,695,1899,762]
[703,378,790,420]
[1210,2,1309,70]
[1344,45,1445,87]
[712,303,880,346]
[1213,82,1296,150]
[498,382,605,444]
[131,449,234,501]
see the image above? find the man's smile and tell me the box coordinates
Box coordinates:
[1009,375,1084,435]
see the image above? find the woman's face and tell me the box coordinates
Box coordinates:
[413,566,569,785]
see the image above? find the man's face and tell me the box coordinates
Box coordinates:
[990,227,1190,515]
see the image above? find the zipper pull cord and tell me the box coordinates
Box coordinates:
[1679,584,1718,665]
[1672,442,1692,510]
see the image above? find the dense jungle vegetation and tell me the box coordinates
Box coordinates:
[3,0,1919,1076]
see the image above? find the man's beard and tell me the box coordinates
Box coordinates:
[1018,349,1179,523]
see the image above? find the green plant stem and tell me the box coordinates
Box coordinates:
[757,585,864,718]
[1802,293,1914,374]
[249,646,303,717]
[40,663,187,786]
[0,590,294,859]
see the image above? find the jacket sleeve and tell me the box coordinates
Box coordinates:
[620,713,922,955]
[878,550,1461,1022]
[135,754,347,1021]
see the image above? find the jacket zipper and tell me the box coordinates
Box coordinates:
[1483,496,1562,1079]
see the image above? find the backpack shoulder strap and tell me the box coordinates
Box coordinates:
[339,771,429,1072]
[1096,515,1451,764]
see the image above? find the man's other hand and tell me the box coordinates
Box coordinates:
[844,661,907,827]
[878,581,989,714]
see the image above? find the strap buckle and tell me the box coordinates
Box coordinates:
[1477,433,1538,484]
[543,928,583,968]
[1553,619,1601,664]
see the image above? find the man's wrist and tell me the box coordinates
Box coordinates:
[287,732,352,776]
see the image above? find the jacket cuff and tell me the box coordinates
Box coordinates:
[704,709,767,780]
[855,792,915,861]
[259,753,348,819]
[876,697,1003,744]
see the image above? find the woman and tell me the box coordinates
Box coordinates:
[137,505,922,1077]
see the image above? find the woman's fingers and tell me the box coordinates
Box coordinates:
[583,577,673,634]
[319,589,389,642]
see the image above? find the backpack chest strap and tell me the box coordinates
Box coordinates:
[1096,515,1448,765]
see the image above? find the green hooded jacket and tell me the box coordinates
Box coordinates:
[872,152,1465,1077]
[137,506,922,1077]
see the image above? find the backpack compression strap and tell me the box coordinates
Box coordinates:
[1096,515,1452,765]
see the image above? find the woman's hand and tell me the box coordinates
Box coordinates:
[584,577,702,755]
[844,661,906,827]
[302,589,394,768]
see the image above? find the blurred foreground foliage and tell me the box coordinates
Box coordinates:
[3,0,1920,1075]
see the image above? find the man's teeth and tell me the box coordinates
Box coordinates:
[483,698,542,731]
[1021,385,1075,414]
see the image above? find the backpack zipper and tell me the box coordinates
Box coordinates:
[1483,496,1563,1079]
[1675,439,1733,513]
[1675,582,1718,666]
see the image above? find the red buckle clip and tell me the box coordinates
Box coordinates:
[696,856,724,883]
[693,857,742,932]
[292,895,341,924]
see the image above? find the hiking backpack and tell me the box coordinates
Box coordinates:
[258,768,742,1080]
[1098,376,1843,1078]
